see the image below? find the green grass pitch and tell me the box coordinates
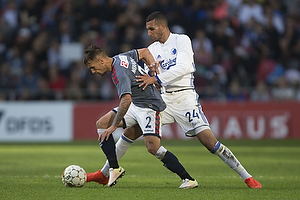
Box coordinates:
[0,139,299,200]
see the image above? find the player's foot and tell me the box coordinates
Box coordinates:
[244,177,262,188]
[107,167,125,187]
[179,178,198,189]
[86,170,109,185]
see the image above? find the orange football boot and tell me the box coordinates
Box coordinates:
[244,177,262,188]
[86,170,109,185]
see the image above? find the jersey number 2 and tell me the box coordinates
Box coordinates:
[145,116,151,128]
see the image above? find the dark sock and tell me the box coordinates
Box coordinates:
[161,151,194,180]
[99,134,119,169]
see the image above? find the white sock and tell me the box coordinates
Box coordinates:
[101,134,133,177]
[212,141,252,181]
[154,146,167,160]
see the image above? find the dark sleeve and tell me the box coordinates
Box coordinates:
[120,49,139,63]
[114,67,132,99]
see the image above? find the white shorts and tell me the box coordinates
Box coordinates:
[113,103,162,138]
[161,89,210,137]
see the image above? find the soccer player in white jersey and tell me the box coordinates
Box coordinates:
[87,11,262,189]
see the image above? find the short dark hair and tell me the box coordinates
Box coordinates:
[83,45,105,66]
[146,11,168,26]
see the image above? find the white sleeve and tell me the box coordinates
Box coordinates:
[156,35,195,86]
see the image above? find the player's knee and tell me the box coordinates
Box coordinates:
[196,129,218,151]
[144,136,161,155]
[96,111,116,129]
[146,145,157,155]
[123,126,139,140]
[96,116,109,129]
[145,142,160,155]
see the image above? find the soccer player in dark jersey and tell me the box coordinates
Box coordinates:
[83,44,197,187]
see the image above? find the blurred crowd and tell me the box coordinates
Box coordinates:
[0,0,300,102]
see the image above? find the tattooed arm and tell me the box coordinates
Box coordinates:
[98,94,132,142]
[112,94,131,127]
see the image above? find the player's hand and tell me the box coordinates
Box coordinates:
[148,61,160,75]
[98,125,117,143]
[136,74,158,90]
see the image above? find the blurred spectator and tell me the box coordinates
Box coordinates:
[17,64,40,99]
[284,61,300,88]
[201,84,226,101]
[256,46,278,83]
[19,0,43,34]
[98,74,117,100]
[14,27,32,56]
[0,62,15,95]
[18,64,39,93]
[263,3,285,35]
[35,77,55,100]
[192,29,213,68]
[237,0,265,26]
[47,39,61,68]
[84,80,101,100]
[226,79,247,101]
[279,16,300,59]
[57,19,74,44]
[0,92,7,101]
[2,0,19,29]
[0,32,7,63]
[226,0,242,17]
[64,81,84,100]
[271,76,296,101]
[6,47,23,81]
[250,80,271,101]
[209,21,232,64]
[40,0,63,30]
[205,64,227,93]
[213,0,229,21]
[18,87,32,100]
[48,65,66,99]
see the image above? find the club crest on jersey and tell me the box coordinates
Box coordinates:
[171,48,177,55]
[119,55,129,68]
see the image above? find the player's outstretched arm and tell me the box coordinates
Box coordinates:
[137,48,155,66]
[137,48,160,76]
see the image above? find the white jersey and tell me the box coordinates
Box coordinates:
[148,33,211,137]
[148,33,196,92]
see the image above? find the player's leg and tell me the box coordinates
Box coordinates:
[143,135,198,189]
[95,110,123,139]
[196,127,262,188]
[100,106,143,177]
[88,105,142,186]
[135,104,197,189]
[101,125,141,177]
[168,90,261,188]
[99,132,125,187]
[86,110,124,185]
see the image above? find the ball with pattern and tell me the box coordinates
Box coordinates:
[62,165,87,187]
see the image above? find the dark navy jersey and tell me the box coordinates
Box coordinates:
[111,50,166,112]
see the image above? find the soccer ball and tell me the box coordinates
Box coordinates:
[62,165,87,187]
